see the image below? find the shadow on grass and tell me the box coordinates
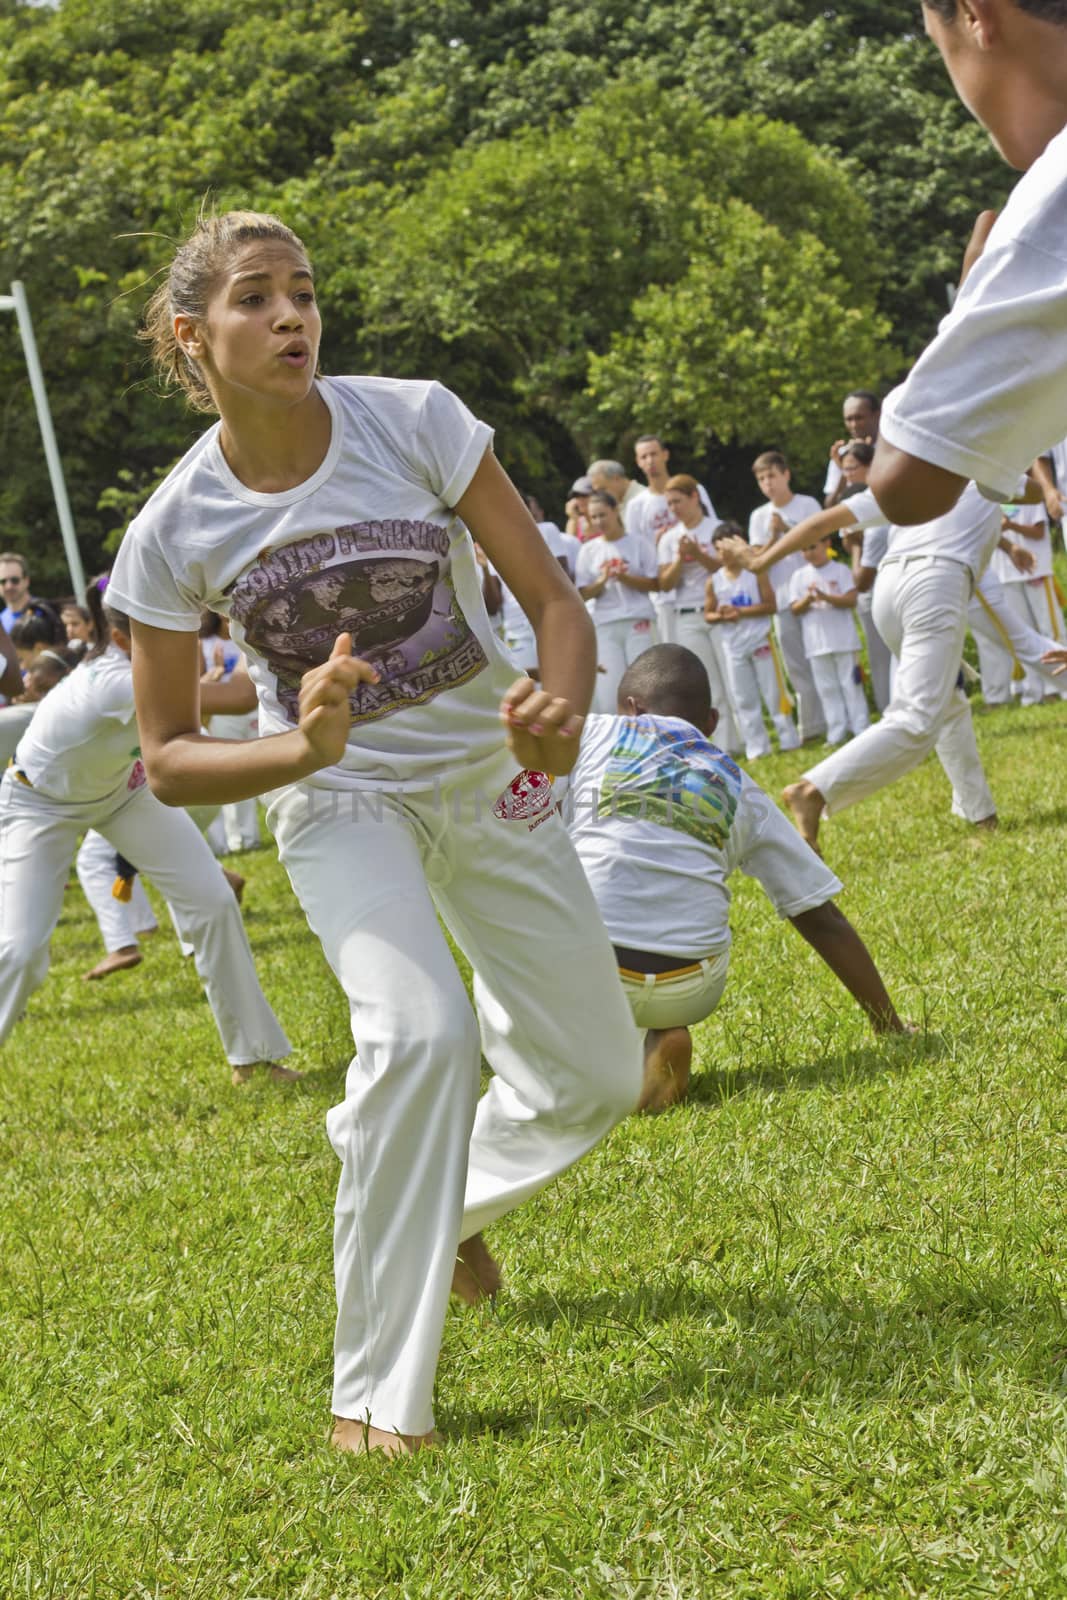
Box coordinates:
[449,1269,1067,1440]
[686,1032,944,1105]
[1001,803,1067,832]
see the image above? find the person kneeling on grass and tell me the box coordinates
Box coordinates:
[563,644,906,1111]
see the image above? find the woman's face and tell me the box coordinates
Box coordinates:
[841,455,869,485]
[588,501,623,539]
[179,240,321,411]
[62,607,90,643]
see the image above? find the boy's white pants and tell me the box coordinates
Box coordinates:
[593,616,656,712]
[857,594,893,712]
[721,642,800,759]
[675,611,742,754]
[804,556,994,823]
[76,827,158,951]
[809,651,870,745]
[211,711,262,849]
[266,753,642,1439]
[775,609,826,742]
[968,571,1065,705]
[0,771,290,1065]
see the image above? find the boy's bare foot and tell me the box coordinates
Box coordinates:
[639,1027,692,1112]
[783,780,825,851]
[451,1232,502,1304]
[231,1061,304,1086]
[973,813,999,832]
[83,946,142,981]
[331,1417,441,1456]
[222,867,245,903]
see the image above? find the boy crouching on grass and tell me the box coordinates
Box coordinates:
[563,645,905,1110]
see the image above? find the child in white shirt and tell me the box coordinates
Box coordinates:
[748,450,826,741]
[787,538,869,746]
[575,490,659,711]
[704,523,800,759]
[564,644,904,1110]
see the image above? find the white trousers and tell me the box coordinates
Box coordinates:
[593,616,656,712]
[721,642,800,758]
[0,772,290,1065]
[211,711,262,849]
[675,611,742,754]
[775,608,827,741]
[76,827,158,951]
[651,592,676,645]
[1003,581,1066,703]
[501,621,537,678]
[805,557,995,824]
[857,595,893,713]
[969,572,1065,705]
[809,651,870,745]
[267,754,642,1437]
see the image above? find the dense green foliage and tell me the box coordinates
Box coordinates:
[0,1,1006,586]
[2,700,1066,1595]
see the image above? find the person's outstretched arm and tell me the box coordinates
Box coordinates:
[789,899,904,1034]
[724,502,860,574]
[0,625,22,699]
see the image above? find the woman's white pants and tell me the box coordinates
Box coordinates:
[211,711,262,850]
[0,772,290,1065]
[674,612,742,754]
[267,754,642,1438]
[76,827,158,951]
[593,616,656,712]
[803,556,994,823]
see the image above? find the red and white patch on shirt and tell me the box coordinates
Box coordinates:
[127,759,147,791]
[493,768,554,828]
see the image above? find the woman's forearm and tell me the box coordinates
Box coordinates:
[531,592,598,716]
[145,726,323,807]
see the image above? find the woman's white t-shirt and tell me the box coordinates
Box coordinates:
[14,647,142,801]
[566,713,841,957]
[109,377,517,792]
[709,568,773,660]
[574,534,658,623]
[657,517,718,610]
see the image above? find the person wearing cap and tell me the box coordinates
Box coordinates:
[565,476,595,543]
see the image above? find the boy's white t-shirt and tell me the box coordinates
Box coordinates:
[109,377,518,792]
[991,500,1053,583]
[574,534,658,622]
[657,517,718,609]
[880,479,1004,580]
[14,647,142,801]
[880,122,1067,499]
[566,713,841,957]
[748,493,824,606]
[786,560,860,656]
[710,568,773,659]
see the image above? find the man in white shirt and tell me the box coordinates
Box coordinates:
[588,459,644,528]
[871,1,1067,526]
[628,434,717,644]
[657,474,740,753]
[824,392,882,507]
[748,450,827,741]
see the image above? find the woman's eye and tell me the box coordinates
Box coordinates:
[240,293,263,306]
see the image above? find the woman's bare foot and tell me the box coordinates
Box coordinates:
[231,1061,304,1086]
[451,1232,502,1304]
[222,867,246,903]
[331,1417,441,1456]
[783,780,826,851]
[83,946,142,981]
[639,1027,692,1112]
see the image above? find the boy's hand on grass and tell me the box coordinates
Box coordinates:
[501,677,584,777]
[298,633,380,769]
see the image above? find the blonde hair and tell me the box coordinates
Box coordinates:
[140,209,312,413]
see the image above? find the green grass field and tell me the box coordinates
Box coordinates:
[2,700,1066,1599]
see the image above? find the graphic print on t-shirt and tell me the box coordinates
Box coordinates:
[598,720,742,849]
[228,521,487,725]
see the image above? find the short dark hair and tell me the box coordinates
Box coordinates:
[840,440,875,466]
[752,450,789,474]
[844,389,881,411]
[634,434,665,448]
[617,644,713,725]
[924,0,1067,18]
[712,520,746,543]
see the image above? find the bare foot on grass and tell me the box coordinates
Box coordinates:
[331,1418,441,1456]
[222,867,245,903]
[973,813,999,832]
[83,946,142,981]
[451,1232,502,1304]
[639,1027,692,1112]
[231,1061,304,1086]
[783,780,826,852]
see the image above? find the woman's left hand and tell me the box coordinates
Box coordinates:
[501,677,584,776]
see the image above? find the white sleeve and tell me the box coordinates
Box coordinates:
[824,458,843,497]
[839,487,888,531]
[880,238,1067,501]
[637,539,659,577]
[412,381,494,508]
[108,524,205,633]
[733,779,843,917]
[575,544,597,587]
[748,507,769,546]
[657,529,679,567]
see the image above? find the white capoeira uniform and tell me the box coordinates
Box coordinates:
[656,517,742,755]
[968,567,1065,702]
[493,520,573,676]
[201,636,263,849]
[575,531,658,712]
[708,567,799,758]
[786,559,870,747]
[109,374,642,1440]
[566,712,841,1029]
[802,484,1000,824]
[76,827,159,950]
[984,504,1066,704]
[0,645,290,1066]
[626,483,716,646]
[749,494,827,741]
[854,522,894,713]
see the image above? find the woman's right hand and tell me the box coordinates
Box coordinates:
[298,634,380,769]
